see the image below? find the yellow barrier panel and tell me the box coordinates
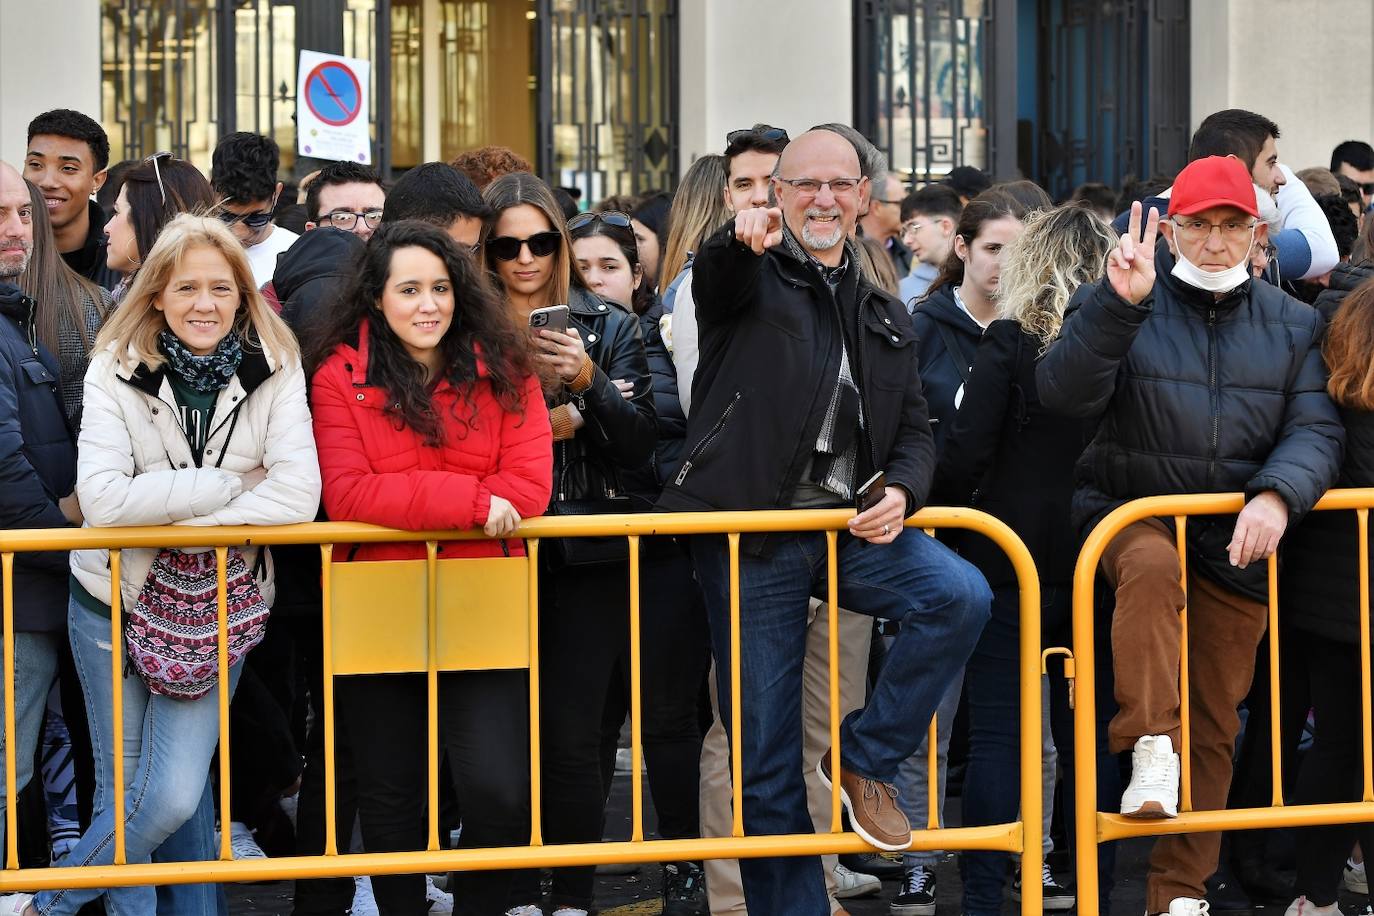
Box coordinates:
[1070,488,1374,915]
[0,508,1041,914]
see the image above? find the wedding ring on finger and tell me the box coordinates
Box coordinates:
[882,524,890,536]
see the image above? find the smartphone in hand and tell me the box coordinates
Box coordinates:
[528,304,571,335]
[855,470,887,514]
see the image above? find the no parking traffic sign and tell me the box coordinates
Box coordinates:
[296,50,371,164]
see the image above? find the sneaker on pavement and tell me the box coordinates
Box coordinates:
[230,821,268,859]
[425,874,453,913]
[663,860,707,915]
[1121,735,1180,818]
[1284,897,1344,916]
[833,862,882,899]
[1345,858,1368,894]
[352,877,380,916]
[550,909,589,916]
[817,749,912,852]
[1012,862,1075,910]
[0,894,33,916]
[504,907,543,916]
[889,866,936,916]
[840,851,905,879]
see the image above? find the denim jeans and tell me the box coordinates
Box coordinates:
[35,598,241,916]
[894,672,961,870]
[0,631,60,857]
[692,529,991,916]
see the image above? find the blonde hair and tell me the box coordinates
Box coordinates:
[94,213,299,370]
[996,202,1116,353]
[660,154,731,285]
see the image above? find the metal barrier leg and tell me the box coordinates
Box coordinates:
[215,547,232,860]
[629,536,644,842]
[1072,544,1101,916]
[825,531,841,835]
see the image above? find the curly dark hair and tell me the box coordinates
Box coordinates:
[450,146,533,190]
[27,109,110,172]
[308,220,534,446]
[211,131,281,204]
[305,160,384,221]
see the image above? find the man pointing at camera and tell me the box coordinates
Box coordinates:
[659,128,991,915]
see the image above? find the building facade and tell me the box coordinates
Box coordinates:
[0,1,1366,202]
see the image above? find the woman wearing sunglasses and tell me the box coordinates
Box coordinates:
[481,173,655,916]
[104,153,217,305]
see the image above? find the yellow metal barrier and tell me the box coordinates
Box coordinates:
[1069,488,1374,914]
[0,508,1043,912]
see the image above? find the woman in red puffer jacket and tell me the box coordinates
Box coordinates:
[309,220,551,916]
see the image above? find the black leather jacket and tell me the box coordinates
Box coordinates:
[550,287,656,508]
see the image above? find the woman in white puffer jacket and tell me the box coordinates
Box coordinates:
[0,214,319,916]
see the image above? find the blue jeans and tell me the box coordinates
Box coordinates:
[35,599,241,916]
[692,529,991,916]
[894,671,962,870]
[0,631,60,857]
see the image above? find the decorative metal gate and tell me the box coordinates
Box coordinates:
[537,0,679,199]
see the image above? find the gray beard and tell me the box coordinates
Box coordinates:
[801,222,844,251]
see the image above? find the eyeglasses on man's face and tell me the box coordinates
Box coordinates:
[1169,216,1257,244]
[323,209,384,231]
[775,177,864,196]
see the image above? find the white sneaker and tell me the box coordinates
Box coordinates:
[550,909,589,916]
[278,792,299,828]
[425,874,454,913]
[1121,735,1180,818]
[1284,897,1344,916]
[832,862,881,899]
[1158,899,1210,916]
[352,876,380,916]
[504,907,543,916]
[229,821,268,859]
[1346,857,1368,894]
[0,894,33,915]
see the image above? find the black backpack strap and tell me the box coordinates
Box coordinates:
[933,321,972,385]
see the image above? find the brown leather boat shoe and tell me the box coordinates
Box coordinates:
[816,747,913,852]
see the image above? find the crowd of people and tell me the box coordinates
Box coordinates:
[0,103,1371,916]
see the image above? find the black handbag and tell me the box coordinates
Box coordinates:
[547,454,633,567]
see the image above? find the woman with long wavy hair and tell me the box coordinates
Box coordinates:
[308,219,552,916]
[481,173,655,916]
[931,201,1116,915]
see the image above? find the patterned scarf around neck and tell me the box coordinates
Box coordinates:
[158,329,243,394]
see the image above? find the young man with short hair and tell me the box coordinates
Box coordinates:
[210,131,299,286]
[381,161,489,249]
[1039,156,1344,916]
[1330,140,1374,208]
[304,161,386,241]
[23,109,119,290]
[897,184,962,306]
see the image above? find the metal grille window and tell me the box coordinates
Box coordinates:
[854,0,992,184]
[538,0,678,199]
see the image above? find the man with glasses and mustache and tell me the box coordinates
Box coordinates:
[211,131,299,287]
[1038,156,1344,916]
[660,128,991,916]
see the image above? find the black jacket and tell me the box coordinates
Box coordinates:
[622,297,687,495]
[658,224,934,527]
[933,320,1095,593]
[0,284,77,632]
[1282,405,1374,644]
[60,200,121,292]
[552,287,657,508]
[272,227,366,346]
[911,283,984,454]
[1037,243,1344,599]
[1312,260,1374,323]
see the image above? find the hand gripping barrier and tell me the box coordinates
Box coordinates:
[0,507,1043,912]
[1068,488,1374,915]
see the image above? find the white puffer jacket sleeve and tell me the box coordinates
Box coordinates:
[76,351,242,526]
[179,360,320,527]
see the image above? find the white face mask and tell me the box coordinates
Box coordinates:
[1169,230,1255,294]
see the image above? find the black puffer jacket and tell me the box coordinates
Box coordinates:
[1282,405,1374,644]
[911,282,984,455]
[272,227,366,346]
[658,224,934,529]
[551,286,656,508]
[621,297,686,495]
[1312,260,1374,323]
[0,284,77,632]
[1037,242,1344,600]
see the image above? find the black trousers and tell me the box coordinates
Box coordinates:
[340,670,532,916]
[598,546,711,842]
[1291,629,1374,906]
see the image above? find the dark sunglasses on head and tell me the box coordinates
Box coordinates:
[487,230,561,261]
[726,126,789,146]
[145,151,173,206]
[567,210,632,231]
[1362,182,1374,196]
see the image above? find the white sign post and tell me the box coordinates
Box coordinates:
[296,50,371,164]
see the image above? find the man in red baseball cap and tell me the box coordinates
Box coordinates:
[1036,156,1345,916]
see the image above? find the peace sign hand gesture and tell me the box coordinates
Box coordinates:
[1108,201,1161,306]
